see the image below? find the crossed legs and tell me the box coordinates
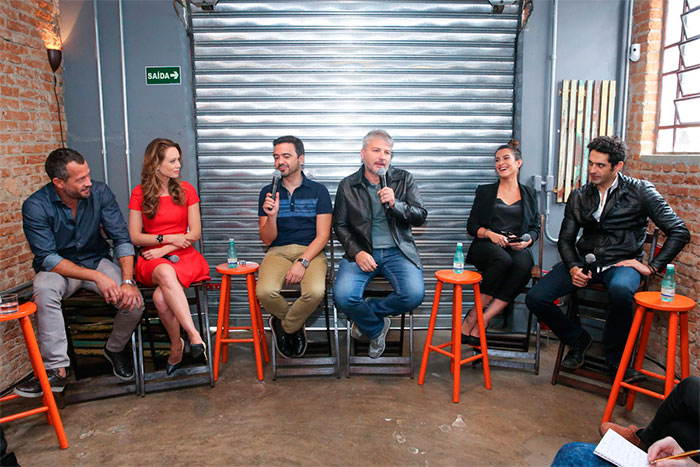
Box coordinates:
[151,264,203,365]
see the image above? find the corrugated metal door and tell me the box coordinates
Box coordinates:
[191,1,518,326]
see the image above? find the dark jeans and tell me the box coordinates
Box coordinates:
[525,261,640,364]
[637,376,699,452]
[467,240,533,303]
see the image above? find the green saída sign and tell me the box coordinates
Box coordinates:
[145,66,181,85]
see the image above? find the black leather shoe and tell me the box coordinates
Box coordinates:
[606,363,647,384]
[13,368,69,398]
[269,316,294,358]
[165,360,183,376]
[461,334,481,347]
[103,346,134,381]
[291,325,308,357]
[561,330,592,369]
[190,342,207,361]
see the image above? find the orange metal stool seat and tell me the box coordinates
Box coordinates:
[418,270,491,403]
[0,302,68,449]
[602,291,695,424]
[214,263,269,381]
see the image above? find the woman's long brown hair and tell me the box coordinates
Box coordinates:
[141,138,186,219]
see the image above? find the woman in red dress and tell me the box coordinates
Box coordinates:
[128,138,210,375]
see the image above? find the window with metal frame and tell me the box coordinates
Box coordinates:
[657,0,700,153]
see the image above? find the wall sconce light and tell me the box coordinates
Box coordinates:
[47,47,65,148]
[47,48,62,72]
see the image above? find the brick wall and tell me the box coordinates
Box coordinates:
[625,0,699,376]
[0,0,64,388]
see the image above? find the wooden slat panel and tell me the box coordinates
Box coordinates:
[556,79,570,203]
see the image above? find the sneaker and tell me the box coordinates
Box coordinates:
[561,330,592,369]
[290,324,308,358]
[103,346,135,381]
[600,422,642,447]
[269,315,294,358]
[350,322,363,340]
[13,368,69,398]
[368,317,391,359]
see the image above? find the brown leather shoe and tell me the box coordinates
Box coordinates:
[599,422,642,447]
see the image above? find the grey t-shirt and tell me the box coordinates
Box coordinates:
[365,180,396,249]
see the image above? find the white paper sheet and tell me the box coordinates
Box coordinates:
[594,429,649,467]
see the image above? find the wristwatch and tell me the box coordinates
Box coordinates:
[121,279,136,286]
[297,258,310,268]
[156,234,163,243]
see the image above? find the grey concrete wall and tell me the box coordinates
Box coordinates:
[58,0,196,212]
[517,0,627,270]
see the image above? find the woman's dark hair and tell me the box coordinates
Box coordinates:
[494,138,521,161]
[587,136,627,166]
[45,148,85,180]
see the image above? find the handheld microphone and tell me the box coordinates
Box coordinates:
[582,253,596,275]
[377,167,389,209]
[270,170,281,198]
[521,233,531,243]
[164,254,180,264]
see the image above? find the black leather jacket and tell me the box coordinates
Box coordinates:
[559,174,689,272]
[333,165,427,268]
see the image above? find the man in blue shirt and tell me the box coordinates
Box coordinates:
[257,136,332,358]
[16,148,143,397]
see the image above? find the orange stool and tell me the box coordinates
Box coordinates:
[0,302,68,449]
[214,263,269,381]
[418,270,491,403]
[602,291,695,424]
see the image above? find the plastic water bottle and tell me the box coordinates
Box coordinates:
[453,242,464,274]
[227,238,238,268]
[660,263,675,302]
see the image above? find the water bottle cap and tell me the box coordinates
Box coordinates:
[667,263,674,270]
[229,238,235,243]
[457,242,463,247]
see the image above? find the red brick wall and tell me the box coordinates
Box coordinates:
[0,0,64,388]
[625,0,699,376]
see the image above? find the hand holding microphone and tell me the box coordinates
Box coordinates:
[571,253,596,287]
[263,170,282,216]
[376,167,394,209]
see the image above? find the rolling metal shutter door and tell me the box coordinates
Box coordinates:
[191,1,518,326]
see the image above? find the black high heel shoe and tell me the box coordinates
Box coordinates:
[461,334,481,346]
[166,338,185,376]
[190,341,207,361]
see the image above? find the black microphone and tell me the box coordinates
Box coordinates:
[377,167,389,209]
[270,170,281,198]
[582,253,596,275]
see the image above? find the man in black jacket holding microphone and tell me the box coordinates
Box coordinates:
[526,136,689,372]
[333,130,427,359]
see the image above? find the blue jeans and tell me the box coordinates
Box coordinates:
[551,442,613,467]
[334,248,425,339]
[525,261,641,364]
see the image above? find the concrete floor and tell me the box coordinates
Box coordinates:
[3,332,658,466]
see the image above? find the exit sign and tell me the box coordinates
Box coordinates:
[145,66,181,85]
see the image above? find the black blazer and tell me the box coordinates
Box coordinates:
[466,181,540,242]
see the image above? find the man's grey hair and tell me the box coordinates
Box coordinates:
[362,129,394,150]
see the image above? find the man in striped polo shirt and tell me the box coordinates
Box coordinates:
[257,136,332,358]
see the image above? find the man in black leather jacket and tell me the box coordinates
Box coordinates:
[333,129,427,358]
[526,136,689,371]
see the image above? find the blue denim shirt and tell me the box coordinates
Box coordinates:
[22,182,135,273]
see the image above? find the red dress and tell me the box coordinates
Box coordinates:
[129,181,210,287]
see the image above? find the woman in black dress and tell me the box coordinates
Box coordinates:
[462,139,540,345]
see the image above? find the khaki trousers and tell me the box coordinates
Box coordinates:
[256,244,327,333]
